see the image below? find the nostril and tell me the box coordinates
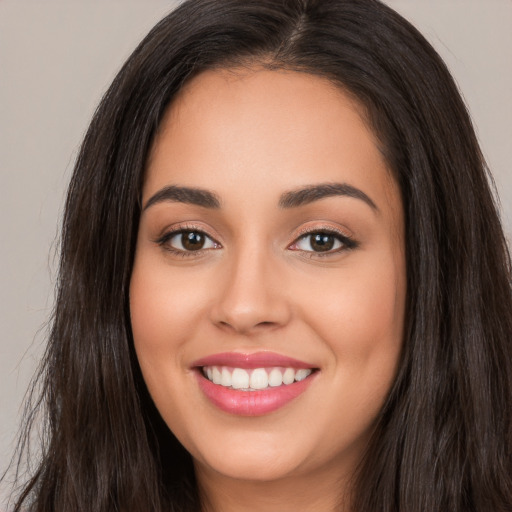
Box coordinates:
[216,320,278,334]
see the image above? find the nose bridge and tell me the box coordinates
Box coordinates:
[211,237,290,334]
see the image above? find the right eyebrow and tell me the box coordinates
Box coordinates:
[142,185,221,211]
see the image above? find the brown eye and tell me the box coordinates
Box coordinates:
[162,229,218,253]
[181,231,206,251]
[310,233,336,252]
[290,230,357,254]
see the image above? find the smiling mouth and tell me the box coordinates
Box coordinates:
[201,366,314,391]
[192,352,319,415]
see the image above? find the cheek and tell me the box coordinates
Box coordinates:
[129,251,206,402]
[333,271,403,353]
[302,252,405,445]
[130,273,180,364]
[302,249,405,399]
[130,254,210,355]
[129,255,210,451]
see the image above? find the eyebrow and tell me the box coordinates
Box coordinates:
[278,182,378,211]
[143,182,377,212]
[143,185,221,210]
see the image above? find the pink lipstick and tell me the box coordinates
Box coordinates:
[192,352,318,416]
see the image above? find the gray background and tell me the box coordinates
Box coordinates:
[1,0,511,503]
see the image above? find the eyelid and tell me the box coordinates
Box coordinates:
[288,224,358,254]
[293,223,353,240]
[154,223,222,255]
[153,222,357,257]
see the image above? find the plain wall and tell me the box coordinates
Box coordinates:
[1,0,511,503]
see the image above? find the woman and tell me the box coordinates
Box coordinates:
[8,0,512,510]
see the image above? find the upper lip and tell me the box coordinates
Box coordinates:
[191,351,316,370]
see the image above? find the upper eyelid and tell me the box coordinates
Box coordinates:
[293,224,353,240]
[155,227,220,257]
[290,225,358,253]
[155,223,220,243]
[154,223,356,249]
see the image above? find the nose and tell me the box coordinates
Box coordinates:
[210,245,292,335]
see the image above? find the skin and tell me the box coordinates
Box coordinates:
[130,68,406,512]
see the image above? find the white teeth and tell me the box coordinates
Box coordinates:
[295,369,311,382]
[221,367,231,387]
[250,368,269,390]
[282,367,295,385]
[268,368,283,387]
[212,367,222,385]
[231,368,250,389]
[202,366,314,390]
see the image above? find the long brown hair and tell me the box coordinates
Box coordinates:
[7,0,512,510]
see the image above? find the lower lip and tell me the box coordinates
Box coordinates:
[196,371,316,416]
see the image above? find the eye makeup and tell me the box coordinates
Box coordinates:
[288,224,359,255]
[153,221,359,259]
[153,222,221,258]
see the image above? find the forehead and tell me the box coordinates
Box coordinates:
[144,67,398,214]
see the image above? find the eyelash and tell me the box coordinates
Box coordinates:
[155,224,358,258]
[291,226,358,257]
[155,224,220,258]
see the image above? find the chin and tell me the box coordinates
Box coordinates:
[188,427,310,482]
[196,451,305,483]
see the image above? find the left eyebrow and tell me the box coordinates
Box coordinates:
[278,182,378,211]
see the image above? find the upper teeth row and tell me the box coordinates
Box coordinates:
[202,366,312,390]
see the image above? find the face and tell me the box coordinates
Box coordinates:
[130,68,406,488]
